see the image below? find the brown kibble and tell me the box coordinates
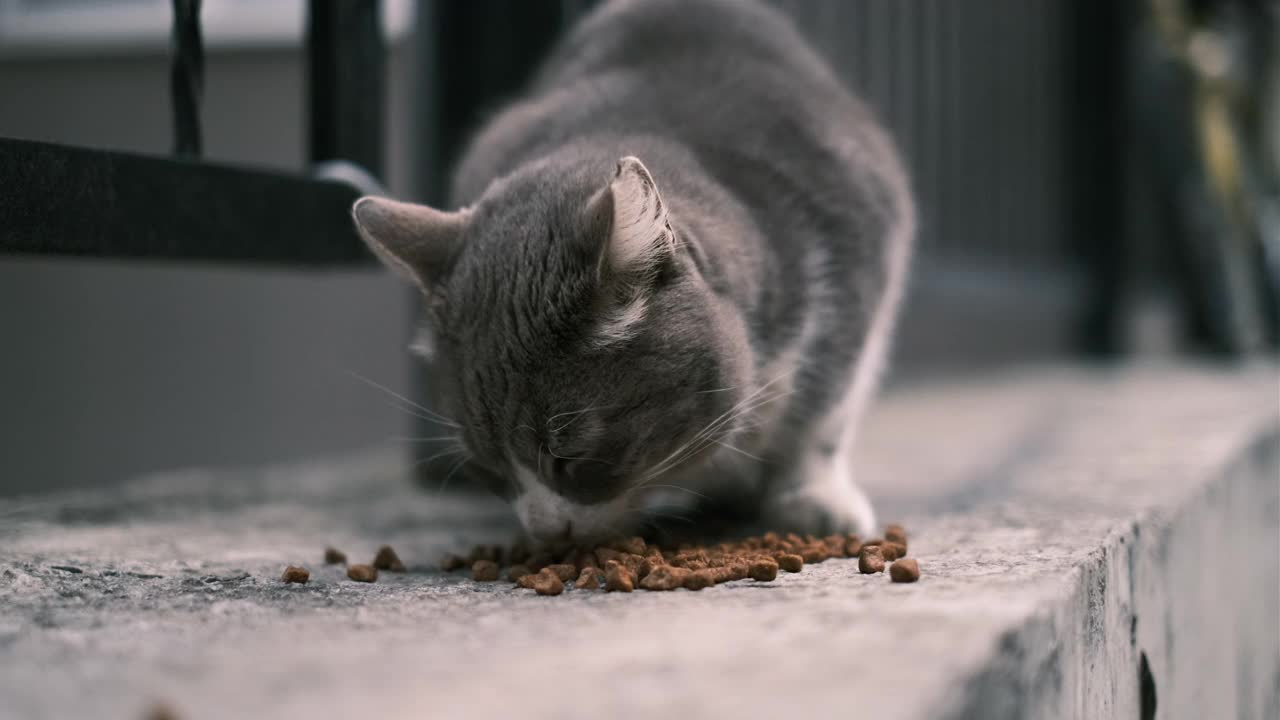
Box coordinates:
[508,541,530,565]
[323,547,347,565]
[575,567,601,590]
[372,545,406,572]
[594,547,624,567]
[545,563,577,582]
[507,564,532,582]
[885,524,908,546]
[882,542,907,562]
[468,544,501,564]
[858,546,885,574]
[844,537,863,557]
[800,544,830,564]
[863,538,884,547]
[638,556,665,580]
[532,569,565,596]
[777,553,804,572]
[525,551,554,573]
[572,550,598,572]
[516,573,538,589]
[471,560,500,582]
[890,558,920,583]
[280,565,309,584]
[683,569,716,591]
[144,702,181,720]
[611,536,646,556]
[748,558,779,582]
[440,553,466,571]
[604,562,634,592]
[347,564,377,582]
[640,565,688,591]
[823,534,847,557]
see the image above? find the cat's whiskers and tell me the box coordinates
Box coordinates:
[412,444,468,469]
[345,370,460,428]
[712,438,764,462]
[647,369,793,474]
[434,454,473,495]
[545,403,625,434]
[625,483,708,501]
[639,378,794,484]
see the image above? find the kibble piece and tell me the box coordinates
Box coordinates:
[532,569,565,596]
[373,545,406,572]
[604,562,634,592]
[800,544,830,564]
[546,564,578,582]
[440,553,466,571]
[858,546,885,574]
[683,569,716,591]
[144,703,181,720]
[347,564,378,583]
[884,524,908,546]
[508,541,530,565]
[516,573,539,589]
[639,565,688,591]
[571,550,599,572]
[280,565,310,584]
[890,558,920,583]
[611,536,647,556]
[844,537,863,557]
[507,564,532,582]
[748,558,779,582]
[638,556,665,581]
[823,534,847,557]
[471,560,500,582]
[575,567,601,590]
[323,547,347,565]
[777,553,804,573]
[882,542,907,562]
[526,552,554,573]
[469,544,500,564]
[594,547,624,567]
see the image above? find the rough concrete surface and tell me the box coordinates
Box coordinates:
[1,363,1276,720]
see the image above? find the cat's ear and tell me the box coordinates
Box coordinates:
[594,156,675,278]
[352,196,467,290]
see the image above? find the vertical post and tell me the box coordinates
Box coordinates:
[307,0,386,178]
[170,0,204,157]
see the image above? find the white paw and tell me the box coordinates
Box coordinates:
[765,480,876,537]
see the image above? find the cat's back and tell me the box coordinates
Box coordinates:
[451,0,903,213]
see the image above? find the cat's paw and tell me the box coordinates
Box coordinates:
[763,481,876,537]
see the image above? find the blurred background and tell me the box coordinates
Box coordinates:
[0,0,1276,496]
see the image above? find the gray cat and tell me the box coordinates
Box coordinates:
[352,0,913,545]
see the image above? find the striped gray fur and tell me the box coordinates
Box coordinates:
[352,0,914,543]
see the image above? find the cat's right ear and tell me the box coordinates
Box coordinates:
[351,196,467,290]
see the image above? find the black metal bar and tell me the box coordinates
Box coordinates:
[170,0,204,157]
[307,0,385,178]
[423,0,592,204]
[0,138,370,266]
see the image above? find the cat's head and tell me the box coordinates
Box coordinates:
[353,156,750,543]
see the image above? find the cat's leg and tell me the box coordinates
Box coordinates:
[761,229,907,537]
[764,438,876,536]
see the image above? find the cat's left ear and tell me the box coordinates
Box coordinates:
[351,196,468,290]
[589,156,677,279]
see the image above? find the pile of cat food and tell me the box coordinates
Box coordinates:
[282,525,919,593]
[435,523,918,596]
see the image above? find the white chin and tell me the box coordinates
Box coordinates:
[512,463,631,544]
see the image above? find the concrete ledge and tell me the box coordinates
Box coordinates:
[1,363,1276,719]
